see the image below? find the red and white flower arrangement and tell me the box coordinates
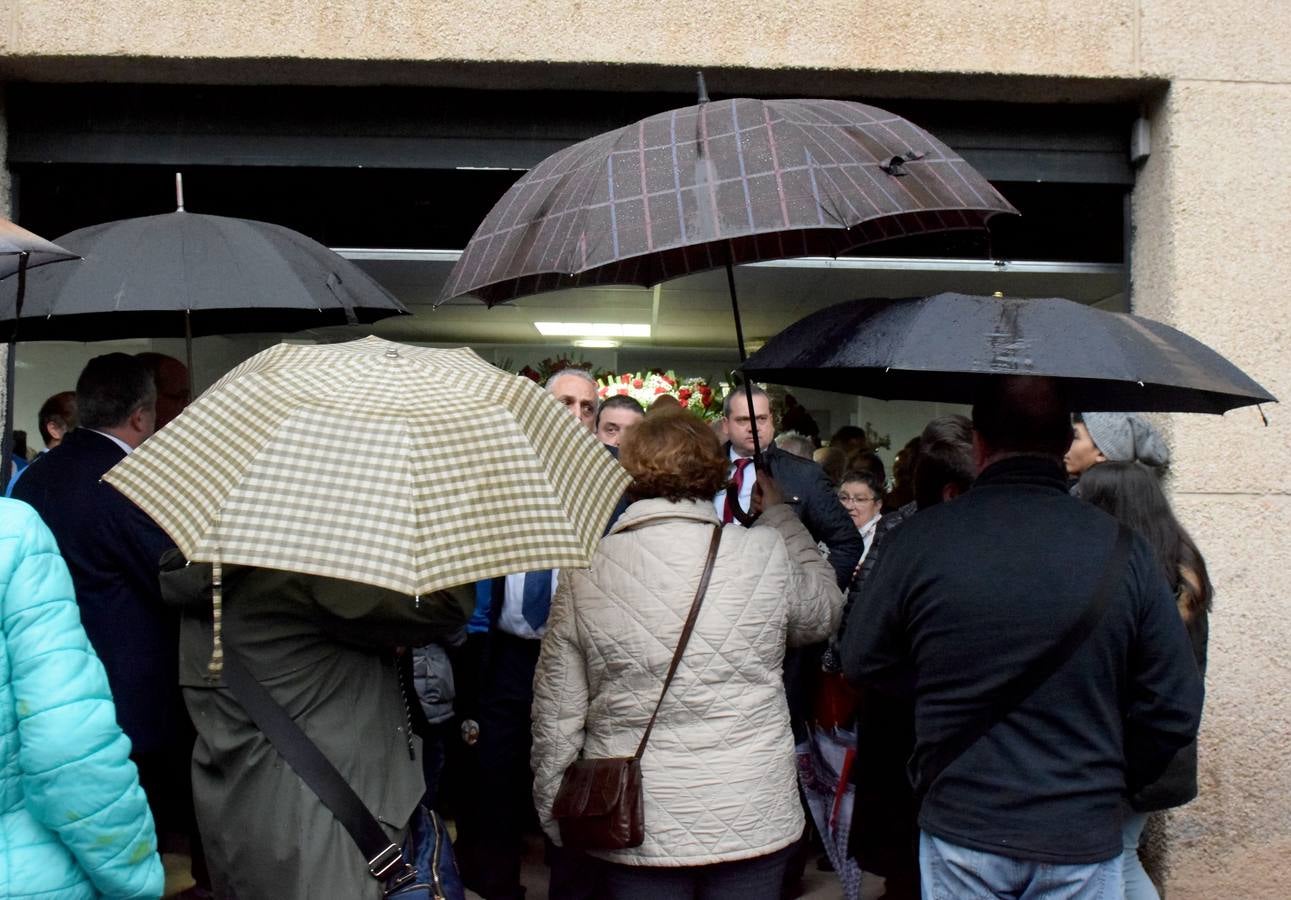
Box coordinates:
[597,370,723,421]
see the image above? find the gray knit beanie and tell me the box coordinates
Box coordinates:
[1081,412,1170,468]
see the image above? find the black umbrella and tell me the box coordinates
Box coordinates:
[741,293,1276,414]
[0,211,408,347]
[0,217,80,487]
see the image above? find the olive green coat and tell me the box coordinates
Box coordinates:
[160,552,472,900]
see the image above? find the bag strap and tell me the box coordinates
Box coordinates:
[633,525,723,760]
[915,524,1133,801]
[221,649,417,893]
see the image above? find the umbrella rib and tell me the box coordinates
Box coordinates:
[697,101,723,243]
[762,103,792,229]
[730,101,757,232]
[637,120,655,252]
[669,109,689,243]
[606,154,622,261]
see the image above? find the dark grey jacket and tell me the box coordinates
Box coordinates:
[1132,606,1207,811]
[843,456,1203,865]
[412,631,465,726]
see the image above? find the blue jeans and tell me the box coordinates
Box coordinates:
[1120,812,1159,900]
[919,831,1123,899]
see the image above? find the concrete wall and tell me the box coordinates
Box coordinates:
[1,1,1288,895]
[1129,8,1291,890]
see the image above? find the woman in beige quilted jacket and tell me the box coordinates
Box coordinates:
[531,410,844,899]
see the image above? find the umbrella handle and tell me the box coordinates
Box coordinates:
[725,480,759,527]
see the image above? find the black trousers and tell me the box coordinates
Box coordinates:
[455,630,600,900]
[133,734,210,888]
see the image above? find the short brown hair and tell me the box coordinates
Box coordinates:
[620,410,729,502]
[971,376,1071,459]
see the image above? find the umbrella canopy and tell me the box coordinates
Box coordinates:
[104,336,630,596]
[438,97,1017,306]
[0,216,81,487]
[0,217,80,279]
[742,293,1276,414]
[0,211,408,341]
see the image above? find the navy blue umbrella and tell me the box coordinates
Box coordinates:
[742,293,1275,414]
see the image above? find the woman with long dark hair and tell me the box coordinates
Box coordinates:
[1077,461,1211,899]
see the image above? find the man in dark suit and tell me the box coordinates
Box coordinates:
[717,385,863,894]
[456,368,612,900]
[717,385,861,590]
[14,352,208,895]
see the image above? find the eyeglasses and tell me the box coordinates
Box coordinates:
[838,493,880,505]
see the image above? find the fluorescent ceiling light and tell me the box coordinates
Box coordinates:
[533,322,651,338]
[573,339,621,349]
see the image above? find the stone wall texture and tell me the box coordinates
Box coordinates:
[1,0,1288,895]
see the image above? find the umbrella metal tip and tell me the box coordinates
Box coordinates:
[384,347,400,359]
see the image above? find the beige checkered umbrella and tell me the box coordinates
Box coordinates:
[105,336,630,596]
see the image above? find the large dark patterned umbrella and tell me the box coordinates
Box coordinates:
[439,96,1016,307]
[742,293,1276,414]
[439,90,1017,459]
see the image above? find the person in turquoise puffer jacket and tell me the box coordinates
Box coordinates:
[0,497,163,898]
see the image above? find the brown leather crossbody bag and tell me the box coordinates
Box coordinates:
[551,525,723,851]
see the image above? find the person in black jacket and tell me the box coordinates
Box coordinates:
[718,386,862,895]
[717,386,861,587]
[839,413,975,900]
[717,387,862,728]
[1077,460,1210,899]
[842,376,1202,899]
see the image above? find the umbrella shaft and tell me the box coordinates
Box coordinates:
[724,259,763,462]
[726,261,748,364]
[1,252,28,489]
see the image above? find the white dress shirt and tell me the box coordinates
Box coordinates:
[857,512,883,565]
[496,569,560,639]
[88,429,135,456]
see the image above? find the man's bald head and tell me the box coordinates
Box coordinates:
[546,370,599,431]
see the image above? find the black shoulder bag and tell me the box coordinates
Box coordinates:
[914,524,1133,806]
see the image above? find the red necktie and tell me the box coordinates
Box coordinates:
[723,458,754,524]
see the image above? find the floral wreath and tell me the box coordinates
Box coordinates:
[597,370,723,421]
